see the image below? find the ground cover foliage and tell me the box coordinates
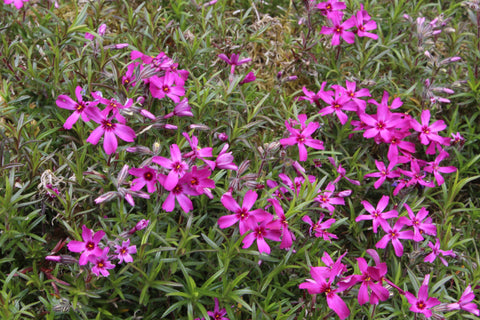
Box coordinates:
[1,0,480,319]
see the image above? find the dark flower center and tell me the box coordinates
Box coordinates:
[101,120,116,131]
[86,242,95,250]
[144,172,154,181]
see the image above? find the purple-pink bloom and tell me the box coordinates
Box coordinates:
[410,109,448,146]
[217,190,270,235]
[218,53,252,74]
[423,150,457,186]
[91,92,133,124]
[424,238,455,266]
[268,198,295,249]
[67,225,105,265]
[89,247,116,277]
[129,166,158,193]
[215,144,238,170]
[152,144,189,191]
[318,88,357,125]
[320,15,356,46]
[315,183,350,214]
[161,180,195,213]
[364,159,400,189]
[114,239,137,264]
[375,219,414,257]
[302,214,337,242]
[163,98,193,118]
[56,86,100,129]
[4,0,29,9]
[297,83,332,107]
[86,114,136,155]
[240,71,256,84]
[332,80,371,112]
[404,274,441,318]
[149,72,185,103]
[279,114,324,161]
[317,0,346,19]
[241,215,281,254]
[180,166,215,198]
[398,204,436,242]
[352,7,378,40]
[447,285,480,316]
[128,219,150,234]
[206,298,229,320]
[356,195,398,233]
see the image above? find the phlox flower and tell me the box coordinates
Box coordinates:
[131,50,173,71]
[122,62,140,88]
[67,225,105,265]
[114,239,137,264]
[56,86,100,129]
[359,98,405,142]
[89,247,116,277]
[447,285,480,316]
[279,114,324,161]
[195,298,229,320]
[217,190,270,235]
[268,198,295,249]
[364,159,400,189]
[423,150,457,186]
[180,166,215,198]
[399,158,435,188]
[86,113,136,155]
[4,0,29,9]
[352,7,378,40]
[318,88,357,125]
[328,157,360,185]
[424,238,455,266]
[302,214,337,241]
[315,183,350,215]
[398,204,436,242]
[152,144,189,191]
[375,219,414,257]
[320,15,356,46]
[404,274,440,318]
[163,98,193,118]
[242,215,281,254]
[410,109,448,146]
[278,173,316,196]
[91,92,133,124]
[128,219,150,235]
[332,80,371,112]
[218,53,251,74]
[149,72,185,103]
[129,166,158,193]
[160,180,195,213]
[240,71,256,85]
[297,82,332,107]
[215,144,238,170]
[356,195,398,233]
[317,0,346,19]
[182,132,215,169]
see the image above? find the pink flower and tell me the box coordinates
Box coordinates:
[152,144,189,191]
[447,285,480,316]
[207,298,229,320]
[410,110,448,146]
[302,214,337,241]
[320,15,356,46]
[128,219,150,234]
[315,183,349,214]
[364,159,400,189]
[398,204,436,242]
[56,86,100,129]
[149,72,185,103]
[268,198,295,249]
[297,83,332,107]
[360,98,405,142]
[405,274,441,318]
[114,239,137,264]
[91,92,133,124]
[424,238,455,266]
[218,53,251,74]
[215,144,238,170]
[86,114,136,155]
[131,50,173,71]
[356,195,398,233]
[67,225,105,265]
[161,181,194,213]
[89,247,116,277]
[318,88,357,125]
[163,98,193,118]
[317,0,346,19]
[217,190,270,235]
[4,0,29,9]
[279,114,324,161]
[129,166,158,193]
[375,219,414,257]
[180,166,215,198]
[242,216,281,254]
[240,71,256,84]
[352,7,378,40]
[423,150,457,186]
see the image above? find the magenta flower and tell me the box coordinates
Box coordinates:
[360,99,405,142]
[352,7,378,40]
[279,114,324,161]
[318,88,357,125]
[131,50,173,71]
[424,238,455,266]
[128,219,150,235]
[91,92,133,124]
[242,215,281,254]
[161,180,195,213]
[268,198,295,249]
[332,80,371,111]
[56,86,100,129]
[114,239,137,264]
[152,144,189,191]
[410,109,448,146]
[398,204,436,242]
[405,274,441,318]
[180,165,215,197]
[423,150,457,186]
[215,144,238,170]
[299,265,350,319]
[328,157,360,185]
[89,247,116,277]
[447,285,480,316]
[375,219,414,257]
[217,190,270,235]
[218,53,251,74]
[364,159,400,189]
[278,173,316,196]
[129,166,158,193]
[320,15,356,46]
[297,83,332,107]
[86,114,136,155]
[149,72,185,103]
[240,71,256,85]
[205,298,229,320]
[302,214,337,241]
[4,0,29,9]
[399,159,435,188]
[317,0,346,19]
[314,183,349,214]
[164,98,193,118]
[182,132,215,169]
[356,195,398,233]
[122,62,139,88]
[67,225,105,265]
